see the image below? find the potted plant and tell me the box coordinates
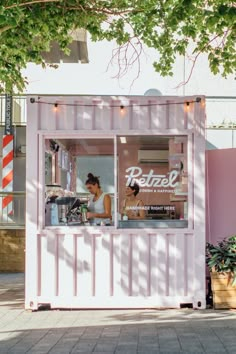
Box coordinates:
[206,236,236,309]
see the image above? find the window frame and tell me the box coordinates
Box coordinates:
[40,132,193,231]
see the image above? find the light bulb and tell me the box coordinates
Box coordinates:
[120,105,125,116]
[185,102,190,112]
[53,103,58,112]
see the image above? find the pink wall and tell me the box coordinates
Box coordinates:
[206,148,236,243]
[26,95,206,310]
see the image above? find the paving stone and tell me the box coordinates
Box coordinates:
[138,337,158,345]
[94,343,117,352]
[138,345,160,351]
[115,344,137,351]
[1,274,236,354]
[97,339,118,345]
[93,352,114,354]
[115,351,137,354]
[181,352,204,354]
[70,341,97,353]
[138,351,160,354]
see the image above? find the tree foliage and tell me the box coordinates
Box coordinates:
[0,0,235,92]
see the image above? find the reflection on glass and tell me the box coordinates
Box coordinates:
[45,152,52,185]
[44,135,188,229]
[122,183,146,220]
[44,138,114,227]
[117,135,188,228]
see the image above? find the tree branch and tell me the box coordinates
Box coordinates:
[176,33,223,88]
[0,25,13,34]
[5,0,62,10]
[5,0,143,15]
[57,5,142,16]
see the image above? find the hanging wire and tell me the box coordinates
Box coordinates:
[30,97,202,108]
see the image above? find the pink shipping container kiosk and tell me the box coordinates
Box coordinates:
[26,95,206,310]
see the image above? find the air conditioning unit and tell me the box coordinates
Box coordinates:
[138,150,169,163]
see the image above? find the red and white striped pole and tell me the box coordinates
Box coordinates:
[2,135,14,218]
[1,94,14,221]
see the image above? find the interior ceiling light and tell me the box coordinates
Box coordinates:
[120,137,127,144]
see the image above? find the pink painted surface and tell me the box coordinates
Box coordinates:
[206,148,236,243]
[26,95,206,310]
[35,229,196,307]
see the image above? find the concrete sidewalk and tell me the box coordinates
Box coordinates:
[0,273,236,354]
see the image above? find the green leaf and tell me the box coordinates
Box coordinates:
[0,0,236,92]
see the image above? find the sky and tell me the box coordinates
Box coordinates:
[23,36,236,97]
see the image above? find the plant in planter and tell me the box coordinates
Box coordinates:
[206,236,236,309]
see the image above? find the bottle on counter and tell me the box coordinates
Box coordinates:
[122,207,128,221]
[81,205,88,223]
[50,203,59,225]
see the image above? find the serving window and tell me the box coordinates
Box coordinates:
[44,138,114,227]
[43,135,189,228]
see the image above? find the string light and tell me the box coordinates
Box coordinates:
[120,105,125,116]
[201,99,206,108]
[30,97,202,110]
[53,103,58,112]
[185,102,190,112]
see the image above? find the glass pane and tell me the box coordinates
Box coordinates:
[117,135,188,228]
[44,138,114,226]
[77,156,114,194]
[45,152,52,185]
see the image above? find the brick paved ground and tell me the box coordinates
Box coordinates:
[0,273,236,353]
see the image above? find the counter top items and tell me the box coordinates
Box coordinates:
[81,204,88,223]
[146,205,176,219]
[45,186,74,201]
[55,196,79,224]
[46,195,58,203]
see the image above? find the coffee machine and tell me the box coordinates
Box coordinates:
[55,196,81,224]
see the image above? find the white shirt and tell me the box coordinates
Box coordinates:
[88,192,110,225]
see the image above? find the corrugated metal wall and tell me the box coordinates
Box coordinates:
[26,95,206,310]
[36,231,195,308]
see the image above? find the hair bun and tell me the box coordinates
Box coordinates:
[87,173,94,179]
[85,173,101,188]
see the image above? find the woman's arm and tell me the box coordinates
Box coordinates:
[121,199,126,217]
[87,194,112,219]
[138,200,146,219]
[127,199,146,220]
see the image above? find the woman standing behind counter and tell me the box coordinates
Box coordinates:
[122,183,146,220]
[85,173,112,225]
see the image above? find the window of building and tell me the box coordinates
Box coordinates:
[117,135,188,228]
[44,135,188,228]
[44,138,114,226]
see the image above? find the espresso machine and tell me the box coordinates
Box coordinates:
[55,196,81,224]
